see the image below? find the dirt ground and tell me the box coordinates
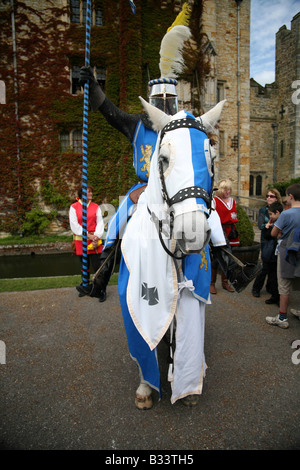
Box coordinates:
[0,279,299,451]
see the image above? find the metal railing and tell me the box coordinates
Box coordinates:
[232,195,266,224]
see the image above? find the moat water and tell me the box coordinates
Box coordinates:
[0,252,80,279]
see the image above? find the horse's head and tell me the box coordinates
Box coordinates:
[140,97,226,255]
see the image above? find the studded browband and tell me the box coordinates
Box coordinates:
[159,117,207,145]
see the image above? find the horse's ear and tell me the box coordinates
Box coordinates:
[139,96,171,132]
[198,99,226,133]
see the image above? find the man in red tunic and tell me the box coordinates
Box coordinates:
[69,185,105,298]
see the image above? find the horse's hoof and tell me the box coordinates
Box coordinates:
[181,394,199,407]
[135,393,153,410]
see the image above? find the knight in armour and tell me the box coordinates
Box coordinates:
[79,1,260,407]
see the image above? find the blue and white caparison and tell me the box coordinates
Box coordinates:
[118,98,226,407]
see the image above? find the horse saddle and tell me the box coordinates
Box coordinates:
[129,185,147,204]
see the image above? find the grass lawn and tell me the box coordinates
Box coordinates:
[0,234,119,292]
[0,234,72,246]
[0,273,118,293]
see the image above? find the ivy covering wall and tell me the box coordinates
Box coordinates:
[0,0,205,234]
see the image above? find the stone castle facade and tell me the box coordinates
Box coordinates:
[2,0,299,215]
[200,0,251,203]
[196,1,300,205]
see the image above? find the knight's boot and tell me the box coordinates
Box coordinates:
[221,271,235,292]
[211,245,262,294]
[210,268,218,294]
[91,244,118,299]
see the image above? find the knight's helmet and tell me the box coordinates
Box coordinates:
[148,78,178,115]
[148,2,192,116]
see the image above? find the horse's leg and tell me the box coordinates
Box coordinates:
[118,256,160,409]
[170,285,206,406]
[135,383,153,410]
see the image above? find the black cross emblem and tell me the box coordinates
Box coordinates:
[141,282,159,306]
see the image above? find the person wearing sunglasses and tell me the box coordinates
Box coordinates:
[252,188,282,304]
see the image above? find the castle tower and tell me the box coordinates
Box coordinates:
[275,12,300,181]
[250,11,300,197]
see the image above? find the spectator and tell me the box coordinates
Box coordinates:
[252,188,282,299]
[210,179,239,293]
[257,201,283,305]
[266,183,300,328]
[282,197,291,211]
[69,185,104,298]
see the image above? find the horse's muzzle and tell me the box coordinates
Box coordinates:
[173,211,211,254]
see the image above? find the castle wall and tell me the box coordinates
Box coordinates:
[201,0,251,201]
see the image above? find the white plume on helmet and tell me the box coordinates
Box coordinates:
[148,2,192,115]
[159,25,191,79]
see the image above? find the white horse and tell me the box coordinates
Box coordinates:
[118,99,226,408]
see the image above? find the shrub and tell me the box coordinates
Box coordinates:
[236,204,255,247]
[21,208,57,236]
[270,177,300,196]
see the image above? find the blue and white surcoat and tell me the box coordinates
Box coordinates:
[132,120,158,182]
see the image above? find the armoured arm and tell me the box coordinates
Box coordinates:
[99,98,142,142]
[80,66,147,142]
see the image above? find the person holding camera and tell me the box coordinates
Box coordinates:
[210,179,240,293]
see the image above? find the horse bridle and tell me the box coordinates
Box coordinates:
[149,117,214,260]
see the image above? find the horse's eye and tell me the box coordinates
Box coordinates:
[159,153,169,169]
[159,153,169,173]
[159,153,168,162]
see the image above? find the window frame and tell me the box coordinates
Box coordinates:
[70,0,103,26]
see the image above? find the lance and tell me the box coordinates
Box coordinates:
[81,0,92,287]
[81,0,135,287]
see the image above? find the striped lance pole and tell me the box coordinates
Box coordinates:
[81,0,92,287]
[81,0,135,286]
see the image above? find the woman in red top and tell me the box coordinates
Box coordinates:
[210,179,240,293]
